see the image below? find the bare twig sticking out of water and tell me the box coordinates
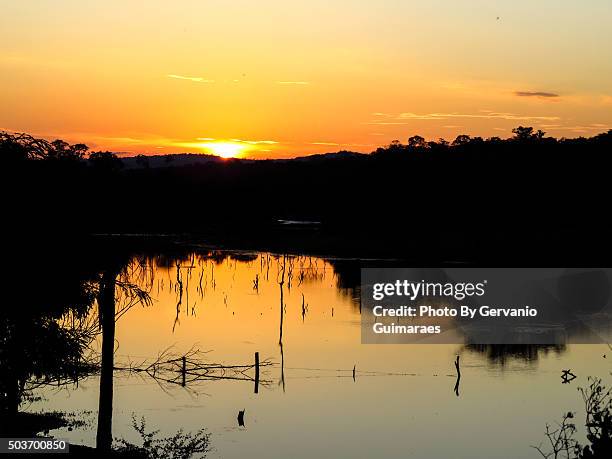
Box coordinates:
[287,258,294,291]
[277,254,287,392]
[186,266,190,318]
[211,262,216,290]
[561,369,577,384]
[196,268,204,297]
[253,274,259,293]
[277,255,287,346]
[454,355,461,397]
[301,293,309,322]
[292,255,326,286]
[172,262,183,333]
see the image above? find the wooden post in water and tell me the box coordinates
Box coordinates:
[254,352,260,394]
[181,356,187,387]
[454,355,461,397]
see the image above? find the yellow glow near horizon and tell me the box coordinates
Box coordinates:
[200,141,246,159]
[1,1,611,158]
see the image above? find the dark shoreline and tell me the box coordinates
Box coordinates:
[6,129,612,266]
[84,225,612,266]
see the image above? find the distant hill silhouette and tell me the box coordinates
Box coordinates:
[3,128,611,262]
[121,153,246,169]
[117,151,365,169]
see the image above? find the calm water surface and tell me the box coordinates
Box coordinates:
[29,251,609,458]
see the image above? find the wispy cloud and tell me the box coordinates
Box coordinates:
[277,81,310,85]
[309,141,374,149]
[167,74,214,83]
[230,138,279,145]
[367,111,561,124]
[515,91,560,99]
[537,124,609,132]
[195,137,278,145]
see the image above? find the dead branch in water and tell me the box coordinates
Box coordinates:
[113,346,274,389]
[25,347,274,393]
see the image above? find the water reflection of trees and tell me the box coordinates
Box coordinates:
[326,259,361,309]
[2,245,153,436]
[0,243,219,456]
[464,344,567,366]
[1,245,104,426]
[137,251,573,374]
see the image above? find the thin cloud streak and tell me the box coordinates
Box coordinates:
[515,91,560,98]
[195,137,278,145]
[230,139,279,145]
[167,74,214,83]
[367,111,562,124]
[310,141,374,148]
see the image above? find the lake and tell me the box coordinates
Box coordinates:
[26,249,609,458]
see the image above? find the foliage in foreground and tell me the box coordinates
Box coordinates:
[533,377,612,458]
[114,416,211,459]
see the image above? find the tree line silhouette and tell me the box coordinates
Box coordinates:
[3,126,611,456]
[3,127,611,262]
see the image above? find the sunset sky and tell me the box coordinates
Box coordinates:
[1,0,611,158]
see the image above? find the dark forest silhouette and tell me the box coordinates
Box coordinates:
[4,127,612,262]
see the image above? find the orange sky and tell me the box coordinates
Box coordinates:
[1,0,611,158]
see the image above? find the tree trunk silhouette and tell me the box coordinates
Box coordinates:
[5,375,19,417]
[0,372,20,435]
[96,268,117,451]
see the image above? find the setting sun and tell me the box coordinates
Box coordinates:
[4,2,612,458]
[2,2,611,158]
[200,141,245,158]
